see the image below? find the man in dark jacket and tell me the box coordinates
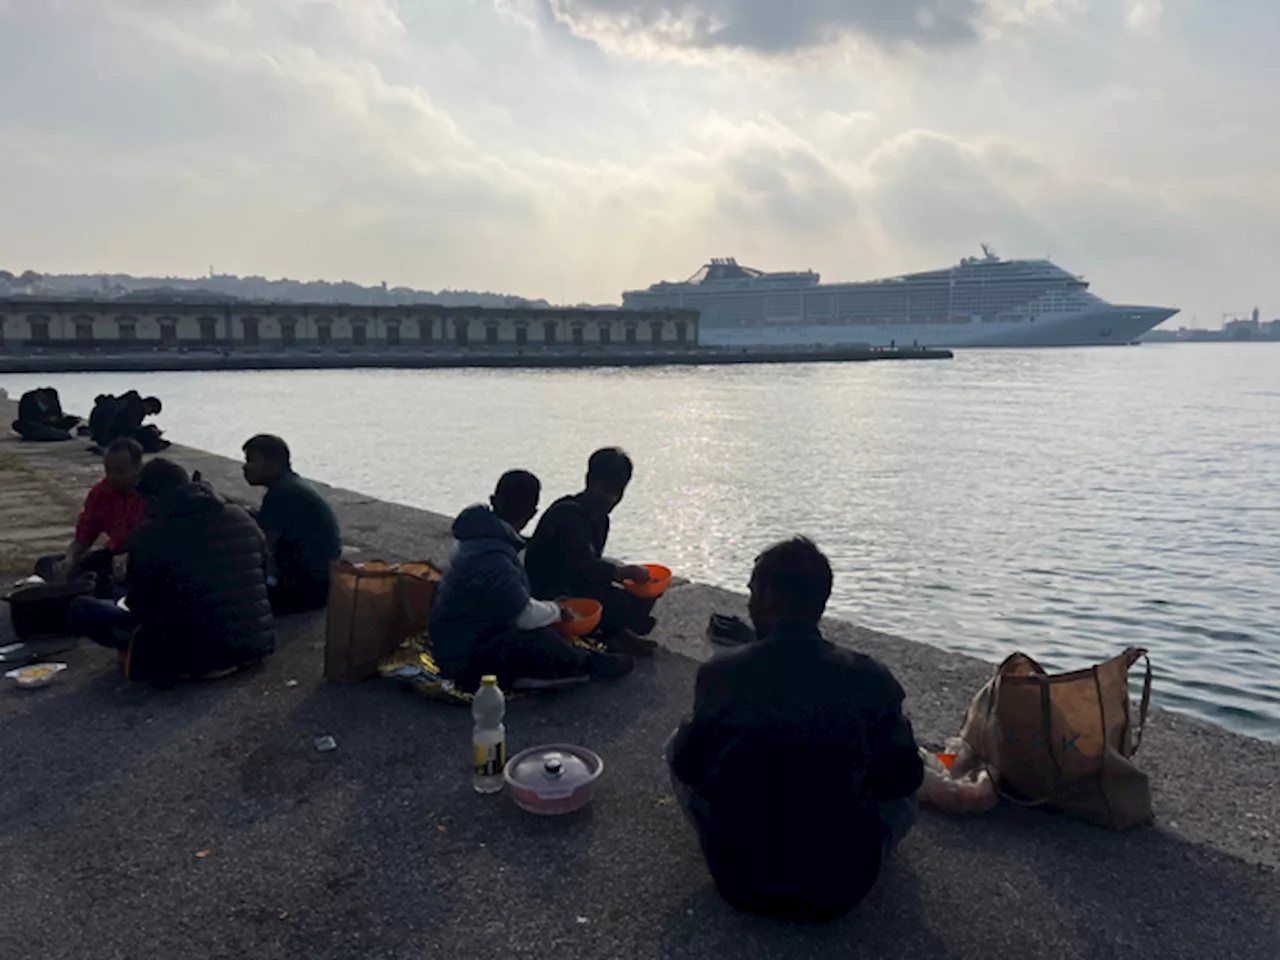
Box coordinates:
[669,537,923,923]
[430,470,633,692]
[103,391,167,452]
[69,458,275,683]
[524,448,658,656]
[242,434,342,615]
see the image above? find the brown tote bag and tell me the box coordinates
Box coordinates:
[324,560,442,684]
[960,647,1154,831]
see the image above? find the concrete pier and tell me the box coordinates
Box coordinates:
[0,399,1276,959]
[0,344,952,374]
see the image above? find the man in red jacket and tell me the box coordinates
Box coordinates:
[35,437,145,597]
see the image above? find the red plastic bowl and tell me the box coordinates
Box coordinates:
[623,564,672,599]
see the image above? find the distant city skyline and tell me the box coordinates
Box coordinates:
[2,1,1278,327]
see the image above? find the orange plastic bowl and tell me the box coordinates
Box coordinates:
[624,564,672,599]
[556,598,603,637]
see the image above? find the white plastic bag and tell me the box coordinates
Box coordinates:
[918,748,998,814]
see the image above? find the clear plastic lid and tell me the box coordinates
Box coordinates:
[507,747,597,792]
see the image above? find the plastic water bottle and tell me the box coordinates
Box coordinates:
[472,675,506,794]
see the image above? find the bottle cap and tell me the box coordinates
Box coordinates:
[480,675,499,687]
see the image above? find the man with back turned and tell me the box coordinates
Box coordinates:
[668,537,923,923]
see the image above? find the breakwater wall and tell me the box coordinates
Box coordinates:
[0,344,951,374]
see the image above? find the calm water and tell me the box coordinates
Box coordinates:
[7,345,1279,740]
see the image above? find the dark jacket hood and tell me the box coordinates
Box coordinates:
[451,504,523,550]
[151,481,226,520]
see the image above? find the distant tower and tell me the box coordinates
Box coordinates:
[1253,307,1261,325]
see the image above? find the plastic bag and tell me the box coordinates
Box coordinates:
[918,747,999,815]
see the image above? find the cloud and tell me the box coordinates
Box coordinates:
[546,0,988,56]
[1125,0,1163,36]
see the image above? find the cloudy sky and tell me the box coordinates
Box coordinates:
[1,0,1277,324]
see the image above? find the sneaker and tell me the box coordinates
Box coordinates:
[510,675,590,694]
[586,651,635,680]
[603,629,657,658]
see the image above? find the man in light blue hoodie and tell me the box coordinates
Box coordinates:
[429,470,634,692]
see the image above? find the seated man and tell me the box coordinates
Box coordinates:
[524,447,658,656]
[242,434,342,615]
[12,386,80,441]
[35,437,146,598]
[69,458,275,683]
[668,537,923,924]
[103,391,167,452]
[430,470,633,692]
[88,393,120,447]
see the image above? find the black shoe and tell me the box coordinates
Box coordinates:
[586,651,635,680]
[603,629,657,658]
[635,615,658,637]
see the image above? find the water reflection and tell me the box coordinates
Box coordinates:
[9,344,1279,740]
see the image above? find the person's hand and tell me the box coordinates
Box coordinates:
[555,597,575,622]
[618,564,651,584]
[50,558,70,582]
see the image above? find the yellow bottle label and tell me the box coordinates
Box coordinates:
[473,739,506,777]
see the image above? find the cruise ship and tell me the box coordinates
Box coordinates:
[621,248,1178,348]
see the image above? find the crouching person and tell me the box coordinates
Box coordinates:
[668,537,922,924]
[71,458,275,683]
[429,470,633,693]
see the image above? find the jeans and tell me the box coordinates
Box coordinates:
[595,584,657,638]
[67,596,137,652]
[455,626,590,692]
[268,578,329,616]
[35,550,119,600]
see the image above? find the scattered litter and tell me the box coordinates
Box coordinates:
[279,912,290,921]
[437,825,447,833]
[575,916,590,925]
[195,849,211,859]
[656,794,675,807]
[314,735,338,753]
[284,679,299,688]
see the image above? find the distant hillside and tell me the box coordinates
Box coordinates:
[0,269,553,309]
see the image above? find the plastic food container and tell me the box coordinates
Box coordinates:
[5,662,68,689]
[555,599,602,637]
[504,744,604,815]
[623,564,672,599]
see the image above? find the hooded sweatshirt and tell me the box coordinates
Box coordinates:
[428,505,560,678]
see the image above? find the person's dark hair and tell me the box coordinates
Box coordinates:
[137,457,190,501]
[586,447,633,492]
[752,537,833,625]
[242,434,292,469]
[143,396,162,414]
[494,469,540,506]
[104,436,144,466]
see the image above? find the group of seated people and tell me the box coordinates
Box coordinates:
[10,387,168,451]
[430,447,661,691]
[35,431,922,923]
[430,446,924,923]
[34,433,341,684]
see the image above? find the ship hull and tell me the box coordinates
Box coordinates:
[692,305,1178,349]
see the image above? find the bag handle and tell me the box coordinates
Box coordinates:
[985,669,1061,809]
[1132,649,1152,754]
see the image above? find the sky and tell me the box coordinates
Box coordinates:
[2,0,1278,325]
